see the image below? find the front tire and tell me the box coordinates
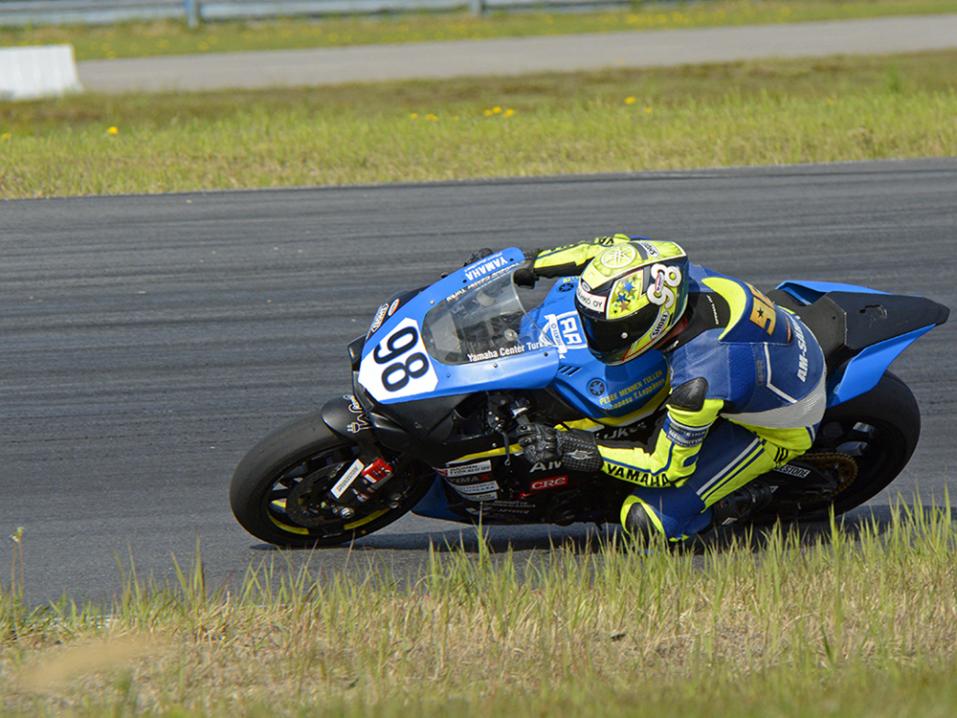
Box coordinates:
[229,411,428,547]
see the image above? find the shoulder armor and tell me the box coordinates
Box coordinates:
[667,377,709,412]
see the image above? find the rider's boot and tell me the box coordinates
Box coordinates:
[710,482,776,527]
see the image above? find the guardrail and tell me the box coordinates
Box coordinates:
[0,0,635,27]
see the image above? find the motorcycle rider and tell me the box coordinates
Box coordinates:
[513,234,827,541]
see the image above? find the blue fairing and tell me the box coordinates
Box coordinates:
[828,325,934,405]
[775,279,927,407]
[527,278,669,419]
[775,279,888,305]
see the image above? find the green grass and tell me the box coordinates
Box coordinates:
[1,501,957,715]
[1,50,956,199]
[2,0,957,61]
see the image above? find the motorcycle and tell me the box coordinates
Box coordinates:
[229,246,949,546]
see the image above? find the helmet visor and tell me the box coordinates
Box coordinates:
[578,301,659,363]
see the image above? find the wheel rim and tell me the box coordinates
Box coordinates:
[261,443,359,539]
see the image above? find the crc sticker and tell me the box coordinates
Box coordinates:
[529,475,569,492]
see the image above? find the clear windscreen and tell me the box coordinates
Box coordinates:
[422,270,552,365]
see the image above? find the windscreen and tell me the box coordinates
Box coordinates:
[422,271,551,365]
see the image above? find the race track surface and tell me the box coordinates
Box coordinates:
[1,158,955,604]
[78,15,957,93]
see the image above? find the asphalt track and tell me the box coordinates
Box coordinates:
[1,158,955,605]
[78,14,957,93]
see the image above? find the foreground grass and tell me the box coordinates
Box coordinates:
[2,0,957,61]
[1,502,956,715]
[1,50,955,199]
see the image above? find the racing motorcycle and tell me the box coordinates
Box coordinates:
[229,247,949,546]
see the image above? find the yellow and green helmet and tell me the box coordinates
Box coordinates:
[574,240,690,364]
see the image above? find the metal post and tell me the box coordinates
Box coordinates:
[468,0,485,17]
[184,0,200,28]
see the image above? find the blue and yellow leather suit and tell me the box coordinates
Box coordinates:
[530,236,827,540]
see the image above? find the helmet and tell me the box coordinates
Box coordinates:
[574,240,689,364]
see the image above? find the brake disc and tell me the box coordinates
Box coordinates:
[285,464,345,528]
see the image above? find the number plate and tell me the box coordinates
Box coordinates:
[357,318,439,401]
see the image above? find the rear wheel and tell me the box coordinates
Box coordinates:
[229,411,431,547]
[751,372,920,521]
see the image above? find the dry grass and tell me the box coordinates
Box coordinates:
[1,501,956,715]
[1,51,956,199]
[2,0,957,61]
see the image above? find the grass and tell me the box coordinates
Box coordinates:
[1,500,956,715]
[1,50,956,199]
[1,0,957,61]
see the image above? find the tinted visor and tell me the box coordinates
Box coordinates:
[579,302,659,363]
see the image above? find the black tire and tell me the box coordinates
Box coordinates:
[229,410,429,547]
[752,371,920,522]
[824,371,920,514]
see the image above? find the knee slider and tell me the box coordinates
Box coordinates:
[621,500,663,541]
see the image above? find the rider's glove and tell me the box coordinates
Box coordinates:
[464,248,494,266]
[517,423,603,473]
[513,263,538,288]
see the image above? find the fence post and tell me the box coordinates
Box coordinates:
[468,0,485,16]
[184,0,201,28]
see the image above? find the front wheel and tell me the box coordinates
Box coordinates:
[229,411,430,547]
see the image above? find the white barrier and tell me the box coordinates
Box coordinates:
[0,45,82,100]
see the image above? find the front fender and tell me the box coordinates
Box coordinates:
[321,394,372,438]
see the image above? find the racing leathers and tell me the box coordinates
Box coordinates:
[520,235,827,540]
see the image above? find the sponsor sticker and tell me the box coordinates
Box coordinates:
[463,254,509,283]
[542,311,586,354]
[330,459,365,498]
[773,464,811,479]
[529,475,569,492]
[346,415,370,434]
[367,303,389,338]
[453,480,500,496]
[466,492,499,503]
[344,395,363,414]
[529,460,564,473]
[441,459,492,478]
[575,282,608,313]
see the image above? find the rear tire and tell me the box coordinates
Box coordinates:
[229,411,428,547]
[825,371,920,514]
[752,372,920,521]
